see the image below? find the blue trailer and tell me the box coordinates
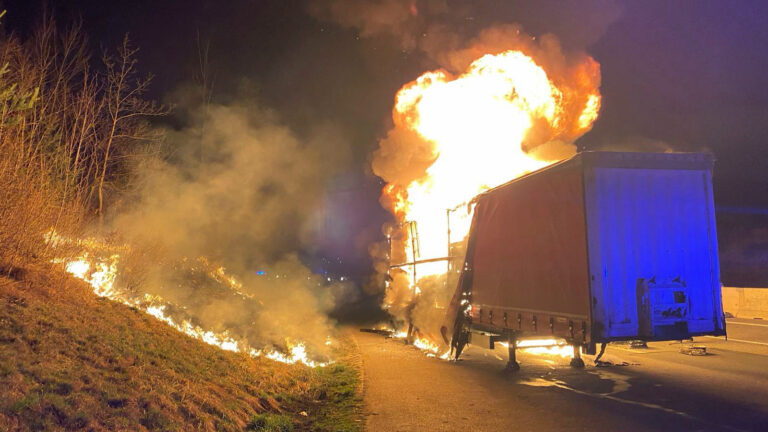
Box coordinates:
[443,151,727,369]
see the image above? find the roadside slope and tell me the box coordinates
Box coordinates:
[0,265,359,431]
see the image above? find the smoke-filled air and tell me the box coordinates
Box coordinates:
[52,97,352,365]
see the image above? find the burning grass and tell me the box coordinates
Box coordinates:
[45,231,333,368]
[0,266,361,431]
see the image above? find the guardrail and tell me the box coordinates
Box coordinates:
[722,287,768,319]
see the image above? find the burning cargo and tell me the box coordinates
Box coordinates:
[442,151,726,369]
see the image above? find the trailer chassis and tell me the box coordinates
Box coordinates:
[455,321,589,371]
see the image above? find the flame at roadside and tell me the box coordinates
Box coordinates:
[391,330,451,360]
[48,232,331,368]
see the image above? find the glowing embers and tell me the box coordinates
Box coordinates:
[388,328,451,360]
[499,338,575,358]
[254,342,326,368]
[413,337,452,360]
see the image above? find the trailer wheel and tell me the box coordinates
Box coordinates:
[504,336,520,372]
[570,344,586,368]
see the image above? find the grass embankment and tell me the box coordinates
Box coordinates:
[0,266,362,431]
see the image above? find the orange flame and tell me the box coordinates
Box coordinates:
[47,231,331,368]
[376,48,601,352]
[384,49,600,283]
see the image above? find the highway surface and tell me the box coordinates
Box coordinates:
[352,318,768,431]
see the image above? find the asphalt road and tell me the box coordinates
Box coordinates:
[352,318,768,432]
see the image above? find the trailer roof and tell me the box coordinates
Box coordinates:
[579,151,715,170]
[476,151,715,201]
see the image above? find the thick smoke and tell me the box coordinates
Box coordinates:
[309,0,621,68]
[308,0,461,54]
[316,1,603,189]
[110,95,351,356]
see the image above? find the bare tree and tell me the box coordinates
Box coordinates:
[0,16,165,269]
[97,35,165,227]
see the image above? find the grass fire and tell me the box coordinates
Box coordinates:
[47,231,331,368]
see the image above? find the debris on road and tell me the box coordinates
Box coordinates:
[360,328,395,336]
[680,345,708,356]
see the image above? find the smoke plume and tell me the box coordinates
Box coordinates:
[109,94,352,355]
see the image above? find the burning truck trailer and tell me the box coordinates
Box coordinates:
[440,151,726,370]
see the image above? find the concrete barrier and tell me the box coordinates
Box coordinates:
[722,287,768,320]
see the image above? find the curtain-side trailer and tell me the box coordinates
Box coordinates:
[441,151,726,369]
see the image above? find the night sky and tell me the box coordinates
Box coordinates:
[4,0,768,285]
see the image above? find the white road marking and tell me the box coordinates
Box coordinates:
[703,336,768,346]
[726,320,768,328]
[519,377,747,432]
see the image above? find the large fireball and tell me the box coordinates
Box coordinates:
[373,48,601,338]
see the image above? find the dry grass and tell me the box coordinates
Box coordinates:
[0,17,162,279]
[0,169,83,277]
[0,266,361,431]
